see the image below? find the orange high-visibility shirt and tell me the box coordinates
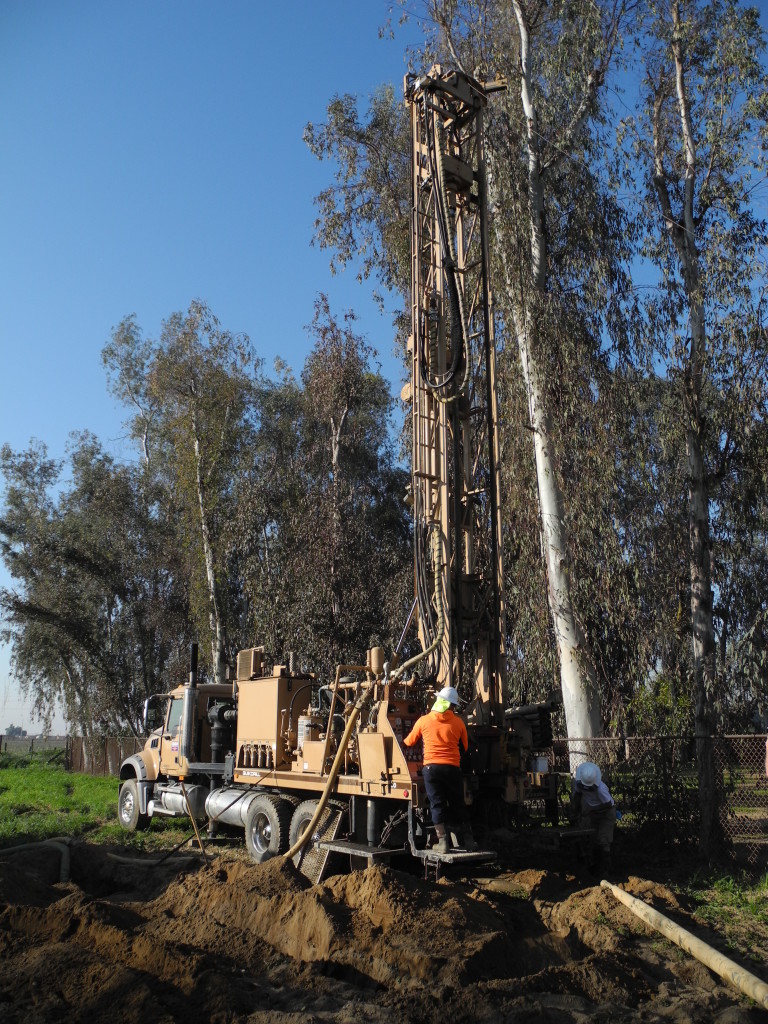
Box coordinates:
[403,710,468,767]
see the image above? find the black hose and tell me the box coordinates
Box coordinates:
[418,102,465,393]
[287,683,316,725]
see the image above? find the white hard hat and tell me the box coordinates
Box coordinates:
[575,761,601,788]
[437,686,460,705]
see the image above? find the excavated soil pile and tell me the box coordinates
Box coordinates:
[0,842,765,1023]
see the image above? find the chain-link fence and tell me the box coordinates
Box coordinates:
[714,735,768,866]
[1,735,69,756]
[547,734,768,867]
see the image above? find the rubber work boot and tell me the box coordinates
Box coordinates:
[463,827,478,852]
[434,823,451,855]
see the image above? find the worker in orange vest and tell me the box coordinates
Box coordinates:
[404,686,477,853]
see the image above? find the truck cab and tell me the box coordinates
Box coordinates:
[117,680,234,831]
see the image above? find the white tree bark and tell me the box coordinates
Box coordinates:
[491,1,603,741]
[192,413,227,685]
[651,0,717,845]
[329,404,349,624]
[513,303,602,741]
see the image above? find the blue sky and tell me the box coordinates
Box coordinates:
[0,1,423,733]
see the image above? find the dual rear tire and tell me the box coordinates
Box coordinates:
[244,794,295,863]
[244,796,329,868]
[287,799,321,865]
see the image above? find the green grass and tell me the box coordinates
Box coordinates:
[0,750,118,844]
[680,871,768,966]
[0,749,193,850]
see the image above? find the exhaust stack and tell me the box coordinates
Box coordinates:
[180,642,199,763]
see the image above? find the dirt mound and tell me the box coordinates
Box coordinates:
[0,842,765,1024]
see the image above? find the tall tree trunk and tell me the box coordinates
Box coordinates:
[652,0,718,854]
[193,420,226,684]
[489,1,603,742]
[329,406,348,626]
[514,303,602,742]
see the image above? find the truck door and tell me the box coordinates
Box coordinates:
[159,696,184,775]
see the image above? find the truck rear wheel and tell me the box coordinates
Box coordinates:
[245,795,291,863]
[288,799,348,881]
[288,799,319,857]
[118,779,149,832]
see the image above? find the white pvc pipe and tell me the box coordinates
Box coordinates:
[601,880,768,1010]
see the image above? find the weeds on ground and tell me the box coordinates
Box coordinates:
[0,751,117,844]
[0,751,235,853]
[680,871,768,966]
[95,818,201,851]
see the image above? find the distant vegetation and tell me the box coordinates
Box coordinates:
[0,297,412,740]
[0,750,117,845]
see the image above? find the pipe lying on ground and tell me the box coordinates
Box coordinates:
[600,879,768,1010]
[0,838,71,883]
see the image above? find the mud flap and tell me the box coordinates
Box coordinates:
[294,801,348,884]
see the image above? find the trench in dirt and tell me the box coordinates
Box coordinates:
[0,840,765,1024]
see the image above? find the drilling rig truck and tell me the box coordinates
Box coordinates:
[117,67,558,881]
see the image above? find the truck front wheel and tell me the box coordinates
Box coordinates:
[244,795,292,863]
[118,779,150,832]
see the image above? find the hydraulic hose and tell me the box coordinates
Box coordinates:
[283,670,375,863]
[0,838,72,883]
[419,111,470,403]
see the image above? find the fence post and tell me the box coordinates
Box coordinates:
[660,736,670,848]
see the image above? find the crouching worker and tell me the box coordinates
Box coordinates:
[571,761,615,875]
[404,686,477,853]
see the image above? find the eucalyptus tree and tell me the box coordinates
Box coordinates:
[259,297,412,679]
[307,1,640,741]
[225,362,306,663]
[0,436,189,736]
[304,86,411,302]
[105,301,261,683]
[630,0,768,847]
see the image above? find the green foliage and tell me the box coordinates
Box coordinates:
[3,1,768,750]
[0,436,191,735]
[304,0,768,744]
[0,754,117,845]
[232,295,412,677]
[304,86,411,300]
[683,871,768,965]
[105,300,262,682]
[2,295,412,729]
[627,676,694,736]
[627,0,768,743]
[609,749,701,839]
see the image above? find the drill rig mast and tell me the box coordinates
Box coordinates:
[404,66,507,726]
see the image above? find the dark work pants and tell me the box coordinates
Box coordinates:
[422,763,468,826]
